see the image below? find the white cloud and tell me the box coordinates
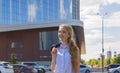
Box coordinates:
[85,29,113,44]
[80,0,120,28]
[82,11,120,30]
[80,0,108,16]
[82,40,120,60]
[81,40,102,60]
[108,0,120,4]
[85,29,102,45]
[60,0,66,19]
[105,11,120,27]
[105,41,120,50]
[80,0,120,61]
[104,41,120,57]
[83,15,102,29]
[28,3,37,22]
[70,0,72,14]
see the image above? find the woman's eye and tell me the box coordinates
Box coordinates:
[62,31,66,33]
[58,31,61,33]
[58,30,66,34]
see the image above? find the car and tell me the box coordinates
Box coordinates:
[43,65,51,71]
[13,64,37,73]
[107,64,120,70]
[0,61,14,73]
[80,64,92,73]
[18,62,46,73]
[108,66,120,73]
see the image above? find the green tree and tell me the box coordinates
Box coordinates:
[10,53,18,64]
[114,55,120,64]
[87,59,98,67]
[81,59,85,64]
[91,59,98,66]
[111,58,115,64]
[104,58,110,67]
[88,59,92,66]
[85,61,89,65]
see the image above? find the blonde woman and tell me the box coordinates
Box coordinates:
[51,24,80,73]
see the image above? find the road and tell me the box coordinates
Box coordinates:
[45,68,108,73]
[46,71,108,73]
[92,72,108,73]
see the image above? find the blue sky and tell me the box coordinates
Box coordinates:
[80,0,120,61]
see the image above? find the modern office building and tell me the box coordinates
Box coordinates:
[0,0,79,24]
[107,51,112,59]
[0,0,85,64]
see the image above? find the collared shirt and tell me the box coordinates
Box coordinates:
[54,44,74,73]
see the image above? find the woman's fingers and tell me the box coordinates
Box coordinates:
[51,47,57,54]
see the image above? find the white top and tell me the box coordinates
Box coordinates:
[54,44,74,73]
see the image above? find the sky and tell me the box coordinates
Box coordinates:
[80,0,120,61]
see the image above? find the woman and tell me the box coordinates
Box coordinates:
[50,24,80,73]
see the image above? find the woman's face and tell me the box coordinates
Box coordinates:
[58,27,69,43]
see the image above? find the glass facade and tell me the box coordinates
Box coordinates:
[39,31,59,50]
[0,0,79,25]
[0,0,80,50]
[39,30,76,50]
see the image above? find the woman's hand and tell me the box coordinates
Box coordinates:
[51,47,57,72]
[51,47,57,55]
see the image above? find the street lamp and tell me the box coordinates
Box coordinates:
[97,12,107,72]
[114,51,117,57]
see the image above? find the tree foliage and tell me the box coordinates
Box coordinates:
[81,59,85,64]
[10,53,18,64]
[114,55,120,64]
[104,58,110,66]
[82,55,120,67]
[84,59,98,67]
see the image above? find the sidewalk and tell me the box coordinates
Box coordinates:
[46,71,108,73]
[92,72,108,73]
[46,71,52,73]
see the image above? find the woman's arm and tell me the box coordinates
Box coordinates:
[50,47,57,72]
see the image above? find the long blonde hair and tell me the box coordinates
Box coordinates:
[59,24,79,72]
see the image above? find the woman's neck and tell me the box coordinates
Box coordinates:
[61,41,67,47]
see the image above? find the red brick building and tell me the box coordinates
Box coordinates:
[0,21,85,64]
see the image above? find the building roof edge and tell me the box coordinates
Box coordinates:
[0,20,83,32]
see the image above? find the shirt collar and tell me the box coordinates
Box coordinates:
[60,44,69,49]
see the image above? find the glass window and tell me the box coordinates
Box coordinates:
[39,29,76,50]
[0,0,79,25]
[80,65,86,68]
[39,31,59,50]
